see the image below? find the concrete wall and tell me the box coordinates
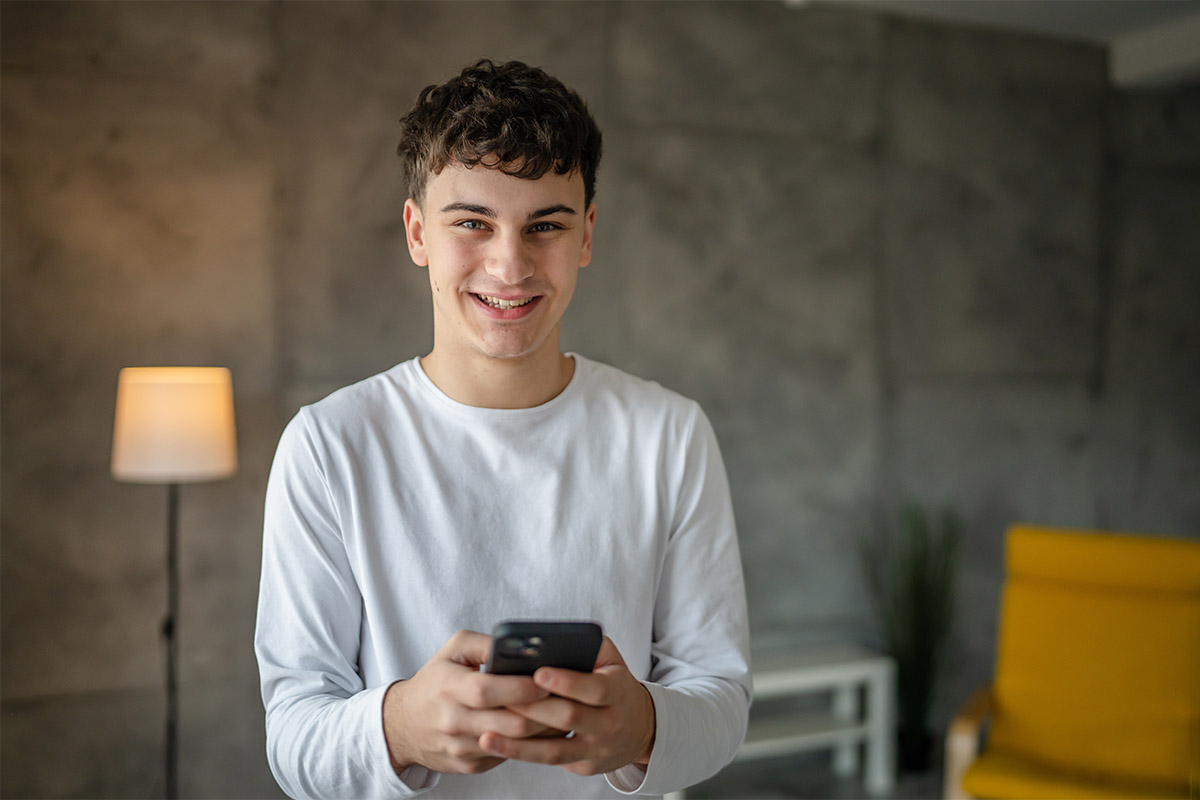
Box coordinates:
[2,2,1196,797]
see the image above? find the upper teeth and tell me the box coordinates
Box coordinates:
[478,294,533,309]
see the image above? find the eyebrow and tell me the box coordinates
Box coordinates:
[529,204,578,219]
[438,202,578,220]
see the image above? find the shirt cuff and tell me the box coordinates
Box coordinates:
[605,680,673,796]
[372,683,440,796]
[394,764,437,794]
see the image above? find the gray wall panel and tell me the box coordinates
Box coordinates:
[2,2,1197,797]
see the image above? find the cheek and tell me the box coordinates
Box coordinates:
[440,239,473,264]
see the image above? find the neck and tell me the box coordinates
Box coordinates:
[419,347,575,409]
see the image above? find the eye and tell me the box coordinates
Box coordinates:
[528,221,562,234]
[457,219,489,231]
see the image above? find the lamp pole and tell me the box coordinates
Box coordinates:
[164,482,179,800]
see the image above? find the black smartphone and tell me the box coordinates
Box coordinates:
[484,620,603,676]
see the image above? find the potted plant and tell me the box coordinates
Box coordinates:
[860,502,961,772]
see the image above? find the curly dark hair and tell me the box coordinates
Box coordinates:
[397,59,603,207]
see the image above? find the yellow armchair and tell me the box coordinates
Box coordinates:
[944,525,1200,800]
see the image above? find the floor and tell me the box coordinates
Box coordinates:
[682,751,943,800]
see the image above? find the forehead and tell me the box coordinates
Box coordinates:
[425,163,585,213]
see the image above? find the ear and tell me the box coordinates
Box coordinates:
[578,202,597,269]
[404,198,429,267]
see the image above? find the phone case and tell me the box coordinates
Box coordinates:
[485,620,603,675]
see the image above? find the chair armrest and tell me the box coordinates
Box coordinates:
[943,686,993,800]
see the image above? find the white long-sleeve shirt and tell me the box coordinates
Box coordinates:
[255,355,751,799]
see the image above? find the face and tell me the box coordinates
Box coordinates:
[404,163,595,367]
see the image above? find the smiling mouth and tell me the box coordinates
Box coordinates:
[475,293,535,310]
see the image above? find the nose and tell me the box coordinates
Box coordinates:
[484,230,535,285]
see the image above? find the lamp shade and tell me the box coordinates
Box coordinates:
[112,367,238,483]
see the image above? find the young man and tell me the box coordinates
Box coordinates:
[255,60,751,799]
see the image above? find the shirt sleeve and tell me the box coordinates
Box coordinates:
[254,410,438,800]
[606,404,753,796]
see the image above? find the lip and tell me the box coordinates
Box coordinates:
[471,292,542,320]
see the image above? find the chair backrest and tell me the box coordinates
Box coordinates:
[989,525,1200,788]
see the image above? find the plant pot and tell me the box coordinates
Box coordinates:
[897,727,934,773]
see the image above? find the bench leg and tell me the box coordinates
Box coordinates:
[864,666,896,795]
[832,683,859,776]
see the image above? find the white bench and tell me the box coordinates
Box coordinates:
[668,643,896,799]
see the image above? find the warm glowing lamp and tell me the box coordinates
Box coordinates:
[111,367,237,799]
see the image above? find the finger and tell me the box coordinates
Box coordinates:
[438,629,493,668]
[529,725,570,738]
[592,636,626,669]
[466,707,560,739]
[439,736,508,774]
[460,755,507,775]
[478,729,588,766]
[506,695,600,734]
[533,666,613,707]
[451,670,550,709]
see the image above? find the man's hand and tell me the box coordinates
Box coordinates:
[383,630,554,775]
[477,636,657,776]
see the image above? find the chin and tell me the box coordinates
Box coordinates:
[474,336,552,363]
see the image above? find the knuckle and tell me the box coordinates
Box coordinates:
[544,741,569,764]
[460,677,488,708]
[560,705,583,729]
[436,707,461,735]
[467,687,488,709]
[445,740,472,760]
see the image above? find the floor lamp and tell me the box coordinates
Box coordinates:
[111,367,238,800]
